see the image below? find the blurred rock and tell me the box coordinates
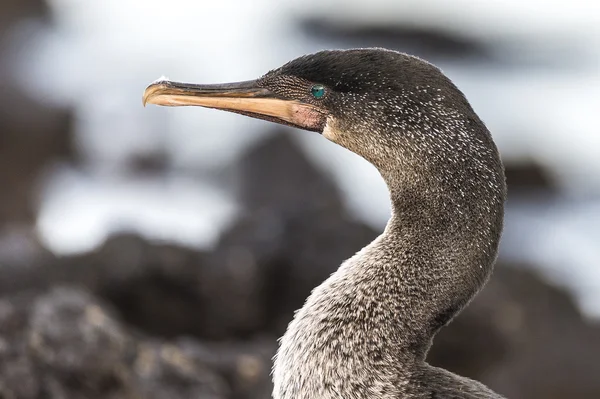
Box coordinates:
[0,287,231,399]
[203,132,377,336]
[134,340,229,399]
[0,0,48,35]
[236,131,342,216]
[176,338,275,399]
[0,0,73,228]
[429,264,600,399]
[0,293,40,399]
[128,150,171,176]
[47,233,210,340]
[504,161,558,193]
[28,288,136,399]
[0,86,75,227]
[0,227,52,269]
[206,209,377,337]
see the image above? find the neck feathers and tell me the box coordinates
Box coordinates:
[273,196,503,399]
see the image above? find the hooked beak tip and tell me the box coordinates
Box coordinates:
[142,80,169,107]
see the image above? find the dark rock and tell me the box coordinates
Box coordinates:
[429,264,600,399]
[134,341,229,399]
[204,132,378,336]
[0,294,41,399]
[128,150,171,176]
[0,84,75,227]
[0,0,74,229]
[0,227,53,269]
[0,0,48,34]
[207,209,377,337]
[61,233,210,339]
[482,265,600,399]
[176,338,276,399]
[0,287,231,399]
[0,288,136,399]
[29,288,131,374]
[504,160,557,193]
[235,131,342,216]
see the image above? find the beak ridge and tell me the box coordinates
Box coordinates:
[143,79,273,107]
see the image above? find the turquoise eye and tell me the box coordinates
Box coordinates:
[310,84,326,99]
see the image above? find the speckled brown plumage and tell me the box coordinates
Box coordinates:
[257,49,507,399]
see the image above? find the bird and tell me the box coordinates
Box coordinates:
[143,48,507,399]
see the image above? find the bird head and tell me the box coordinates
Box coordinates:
[143,48,494,177]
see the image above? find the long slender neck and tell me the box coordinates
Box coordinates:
[369,186,502,358]
[273,197,502,399]
[373,128,505,356]
[274,118,505,399]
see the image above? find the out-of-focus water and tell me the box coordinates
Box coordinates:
[8,0,600,316]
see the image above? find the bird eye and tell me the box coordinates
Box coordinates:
[310,84,326,99]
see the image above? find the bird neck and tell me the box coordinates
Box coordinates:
[273,142,505,399]
[367,141,505,357]
[304,136,504,359]
[378,205,498,357]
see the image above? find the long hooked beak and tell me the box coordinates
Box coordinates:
[142,78,327,132]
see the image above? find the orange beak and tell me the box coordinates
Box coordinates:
[143,78,328,132]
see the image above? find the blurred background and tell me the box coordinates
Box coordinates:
[0,0,599,398]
